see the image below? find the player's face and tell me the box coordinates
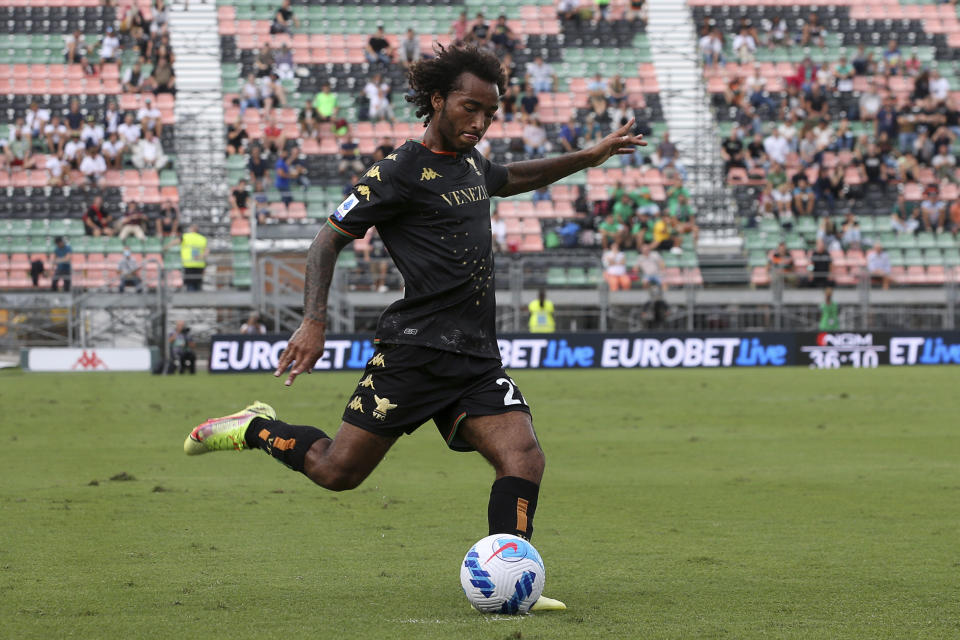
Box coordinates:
[435,72,499,152]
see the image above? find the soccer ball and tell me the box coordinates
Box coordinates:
[460,534,545,614]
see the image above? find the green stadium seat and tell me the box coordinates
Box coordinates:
[546,267,568,287]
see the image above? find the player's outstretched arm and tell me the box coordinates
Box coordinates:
[274,223,353,386]
[496,118,646,197]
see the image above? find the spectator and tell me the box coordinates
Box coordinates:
[557,116,583,152]
[45,151,69,187]
[262,113,286,153]
[721,128,745,175]
[260,72,287,112]
[117,249,144,293]
[64,98,84,131]
[611,191,636,227]
[44,115,69,156]
[834,55,855,93]
[732,24,757,64]
[5,126,36,171]
[490,210,507,253]
[337,129,364,175]
[470,12,491,47]
[799,12,826,48]
[857,140,890,188]
[814,164,844,214]
[771,181,794,228]
[363,73,395,123]
[595,0,611,21]
[519,88,539,118]
[79,145,107,186]
[808,238,832,288]
[178,224,208,292]
[450,10,469,42]
[490,15,518,55]
[858,80,882,122]
[669,192,699,245]
[947,199,960,236]
[608,74,628,107]
[312,83,338,122]
[762,127,790,166]
[226,115,248,155]
[633,244,665,291]
[882,39,902,75]
[230,177,251,218]
[156,199,179,238]
[81,114,105,148]
[132,130,168,170]
[921,186,946,233]
[398,28,421,68]
[819,287,839,330]
[247,144,269,193]
[64,29,88,63]
[364,25,393,66]
[116,202,148,240]
[890,193,920,235]
[745,131,768,171]
[654,131,681,170]
[930,68,950,105]
[25,101,50,140]
[520,116,547,158]
[527,289,555,333]
[84,195,114,236]
[699,27,723,67]
[587,72,609,107]
[51,236,72,292]
[274,43,295,81]
[602,242,631,291]
[123,61,146,93]
[118,112,142,147]
[254,46,275,78]
[357,227,390,292]
[768,241,795,283]
[841,213,862,250]
[557,0,581,24]
[168,321,196,373]
[525,55,556,93]
[792,174,815,218]
[932,144,957,184]
[63,130,85,170]
[270,0,299,35]
[652,210,677,252]
[100,26,123,69]
[598,213,626,249]
[274,148,293,208]
[240,73,261,115]
[150,58,176,95]
[372,137,395,163]
[241,312,267,335]
[866,242,892,289]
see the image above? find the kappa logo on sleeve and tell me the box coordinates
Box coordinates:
[334,193,359,220]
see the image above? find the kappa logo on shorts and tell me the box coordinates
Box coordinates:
[365,165,382,182]
[368,353,386,367]
[359,374,375,389]
[466,157,482,176]
[356,184,371,201]
[420,167,442,181]
[373,395,398,421]
[347,396,364,413]
[334,193,359,220]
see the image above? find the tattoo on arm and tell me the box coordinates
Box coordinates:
[303,224,352,325]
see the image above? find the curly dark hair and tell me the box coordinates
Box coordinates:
[405,44,506,126]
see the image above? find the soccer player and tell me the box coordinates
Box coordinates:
[184,45,644,611]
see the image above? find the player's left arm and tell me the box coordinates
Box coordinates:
[495,118,646,197]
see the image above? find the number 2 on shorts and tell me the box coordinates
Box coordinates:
[496,377,526,406]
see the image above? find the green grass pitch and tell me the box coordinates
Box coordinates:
[1,366,958,639]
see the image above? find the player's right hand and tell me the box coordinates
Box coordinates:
[274,319,326,387]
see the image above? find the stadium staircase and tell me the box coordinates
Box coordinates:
[169,1,230,241]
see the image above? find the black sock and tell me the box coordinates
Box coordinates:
[245,418,329,473]
[488,476,540,540]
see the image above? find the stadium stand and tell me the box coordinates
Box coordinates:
[691,0,960,287]
[0,0,182,291]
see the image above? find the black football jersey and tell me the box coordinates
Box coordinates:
[327,140,510,359]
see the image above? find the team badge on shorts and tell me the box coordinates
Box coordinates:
[373,395,397,421]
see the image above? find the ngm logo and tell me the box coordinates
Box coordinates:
[816,333,874,347]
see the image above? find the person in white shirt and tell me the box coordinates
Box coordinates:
[240,73,261,115]
[44,116,69,155]
[490,210,507,252]
[522,116,548,157]
[137,98,162,136]
[101,131,125,169]
[103,101,121,134]
[118,113,142,146]
[525,55,555,93]
[63,131,86,169]
[732,26,756,64]
[98,26,121,69]
[25,101,51,139]
[929,68,950,104]
[45,152,70,187]
[79,146,107,186]
[602,242,632,291]
[132,131,167,170]
[64,29,87,63]
[633,244,666,290]
[699,27,724,67]
[240,312,267,335]
[363,74,395,123]
[763,129,790,165]
[80,115,105,148]
[398,28,421,67]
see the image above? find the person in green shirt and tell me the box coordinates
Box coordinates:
[635,185,659,216]
[312,83,338,121]
[598,213,626,249]
[766,162,787,189]
[668,192,699,244]
[528,289,555,333]
[611,193,636,225]
[631,212,654,250]
[818,287,839,330]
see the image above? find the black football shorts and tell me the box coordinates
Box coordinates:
[341,343,532,451]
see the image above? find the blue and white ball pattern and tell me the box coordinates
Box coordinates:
[460,534,545,614]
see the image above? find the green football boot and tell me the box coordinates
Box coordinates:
[183,401,276,455]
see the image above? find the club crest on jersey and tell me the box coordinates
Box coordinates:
[356,184,371,201]
[420,167,442,181]
[347,396,364,413]
[365,165,382,182]
[334,193,359,220]
[373,395,398,420]
[466,157,482,175]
